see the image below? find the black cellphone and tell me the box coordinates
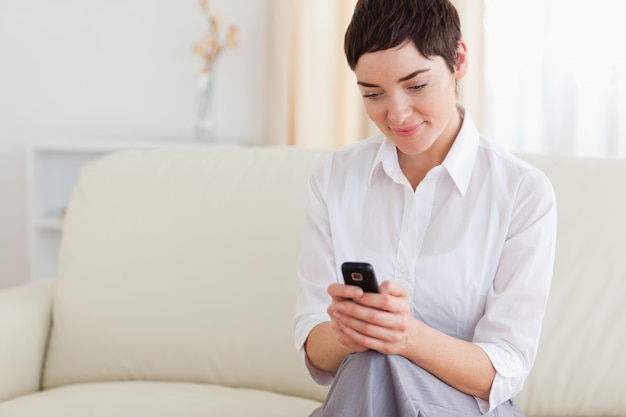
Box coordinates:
[341,262,380,293]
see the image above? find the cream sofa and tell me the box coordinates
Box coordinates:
[0,146,624,417]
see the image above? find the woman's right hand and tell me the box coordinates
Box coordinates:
[327,283,371,353]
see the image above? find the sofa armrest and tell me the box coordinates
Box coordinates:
[0,280,55,402]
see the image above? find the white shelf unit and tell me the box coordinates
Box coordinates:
[26,141,198,281]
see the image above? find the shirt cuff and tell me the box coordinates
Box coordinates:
[474,342,526,414]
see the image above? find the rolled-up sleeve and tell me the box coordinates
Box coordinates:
[473,169,557,413]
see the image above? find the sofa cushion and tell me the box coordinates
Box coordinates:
[0,381,321,417]
[42,147,329,402]
[514,155,626,416]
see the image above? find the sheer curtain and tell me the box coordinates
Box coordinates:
[483,0,626,157]
[266,0,626,155]
[266,0,370,148]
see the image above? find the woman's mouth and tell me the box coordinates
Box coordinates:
[391,122,424,137]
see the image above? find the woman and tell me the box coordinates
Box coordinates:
[294,0,556,416]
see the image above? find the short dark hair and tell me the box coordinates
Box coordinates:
[344,0,462,73]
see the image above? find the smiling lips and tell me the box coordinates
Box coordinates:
[391,122,425,137]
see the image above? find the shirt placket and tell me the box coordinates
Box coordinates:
[395,169,440,307]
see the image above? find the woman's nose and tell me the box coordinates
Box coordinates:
[387,94,412,126]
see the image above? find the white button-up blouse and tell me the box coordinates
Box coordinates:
[294,108,557,413]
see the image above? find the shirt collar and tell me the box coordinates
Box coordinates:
[368,136,404,187]
[442,106,479,195]
[368,105,480,195]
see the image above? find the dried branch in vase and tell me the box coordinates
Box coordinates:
[193,0,238,74]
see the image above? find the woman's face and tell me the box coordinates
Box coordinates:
[354,41,467,162]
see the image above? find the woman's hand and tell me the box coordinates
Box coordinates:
[327,281,415,356]
[324,281,495,400]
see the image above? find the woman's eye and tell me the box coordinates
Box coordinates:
[363,92,382,100]
[409,83,427,91]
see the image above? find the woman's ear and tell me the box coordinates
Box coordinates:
[454,41,469,80]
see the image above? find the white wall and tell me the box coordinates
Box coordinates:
[0,0,270,288]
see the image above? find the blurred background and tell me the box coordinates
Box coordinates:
[1,0,625,289]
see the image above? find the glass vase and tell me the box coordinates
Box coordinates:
[196,69,217,143]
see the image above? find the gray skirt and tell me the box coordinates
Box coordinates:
[310,351,525,417]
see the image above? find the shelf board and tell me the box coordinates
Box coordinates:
[28,139,198,154]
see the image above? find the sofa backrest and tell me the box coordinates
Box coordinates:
[42,147,626,415]
[43,146,330,402]
[514,155,626,417]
